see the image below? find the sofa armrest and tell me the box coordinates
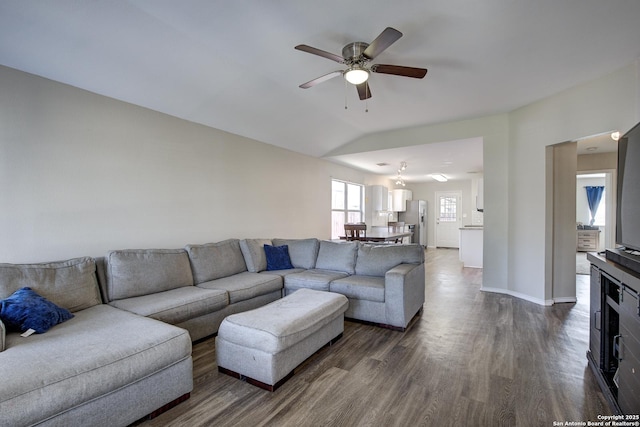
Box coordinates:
[384,263,425,328]
[0,318,6,352]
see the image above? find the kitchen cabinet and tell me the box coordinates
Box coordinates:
[459,227,483,268]
[366,185,388,211]
[392,189,412,211]
[589,265,602,369]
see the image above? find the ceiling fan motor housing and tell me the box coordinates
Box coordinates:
[342,42,370,64]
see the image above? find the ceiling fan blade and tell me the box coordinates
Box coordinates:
[363,27,402,59]
[356,81,372,100]
[295,44,344,63]
[372,64,428,79]
[299,70,343,89]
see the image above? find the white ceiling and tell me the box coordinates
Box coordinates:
[327,137,483,182]
[577,133,620,155]
[1,1,639,182]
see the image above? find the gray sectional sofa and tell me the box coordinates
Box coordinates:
[0,257,193,427]
[0,238,425,426]
[96,239,283,342]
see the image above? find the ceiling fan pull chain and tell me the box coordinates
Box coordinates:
[344,77,348,110]
[365,84,369,112]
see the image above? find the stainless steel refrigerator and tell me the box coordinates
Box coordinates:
[399,200,427,246]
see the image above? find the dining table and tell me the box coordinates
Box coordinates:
[339,229,413,243]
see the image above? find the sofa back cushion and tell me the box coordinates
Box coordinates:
[314,240,358,274]
[239,239,272,272]
[105,249,193,301]
[0,257,102,312]
[272,238,319,269]
[185,239,247,284]
[355,243,425,277]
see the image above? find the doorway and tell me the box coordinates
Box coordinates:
[574,133,618,278]
[546,132,618,303]
[435,191,462,248]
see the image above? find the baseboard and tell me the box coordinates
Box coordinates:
[480,287,554,306]
[553,296,577,304]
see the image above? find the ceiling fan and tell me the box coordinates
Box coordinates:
[295,27,428,100]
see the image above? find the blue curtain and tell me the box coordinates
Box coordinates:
[585,186,604,226]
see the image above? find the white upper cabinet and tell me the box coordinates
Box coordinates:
[366,185,388,211]
[392,189,412,211]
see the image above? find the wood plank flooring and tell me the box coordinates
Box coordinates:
[134,248,611,426]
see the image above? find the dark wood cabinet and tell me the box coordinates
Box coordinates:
[590,265,602,368]
[587,252,640,415]
[618,287,640,413]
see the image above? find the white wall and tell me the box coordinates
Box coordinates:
[0,66,386,263]
[578,152,617,171]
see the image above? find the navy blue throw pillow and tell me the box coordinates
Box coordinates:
[264,244,294,271]
[0,287,74,334]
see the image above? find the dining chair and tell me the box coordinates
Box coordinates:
[387,221,405,244]
[344,223,367,241]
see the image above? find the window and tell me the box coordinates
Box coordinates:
[331,179,364,239]
[439,196,458,222]
[593,189,606,226]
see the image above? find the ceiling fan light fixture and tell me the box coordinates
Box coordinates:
[344,67,369,85]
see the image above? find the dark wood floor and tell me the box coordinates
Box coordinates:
[136,248,611,427]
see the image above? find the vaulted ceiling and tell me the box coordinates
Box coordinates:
[1,1,639,181]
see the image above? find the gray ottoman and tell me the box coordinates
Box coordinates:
[216,288,348,391]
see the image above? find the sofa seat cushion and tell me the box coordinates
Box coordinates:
[260,268,306,277]
[197,272,282,304]
[0,304,191,426]
[109,286,228,325]
[217,289,348,353]
[329,275,385,303]
[284,269,349,292]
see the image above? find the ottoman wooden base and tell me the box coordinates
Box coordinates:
[216,289,348,391]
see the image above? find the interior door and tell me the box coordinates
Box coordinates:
[435,191,462,248]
